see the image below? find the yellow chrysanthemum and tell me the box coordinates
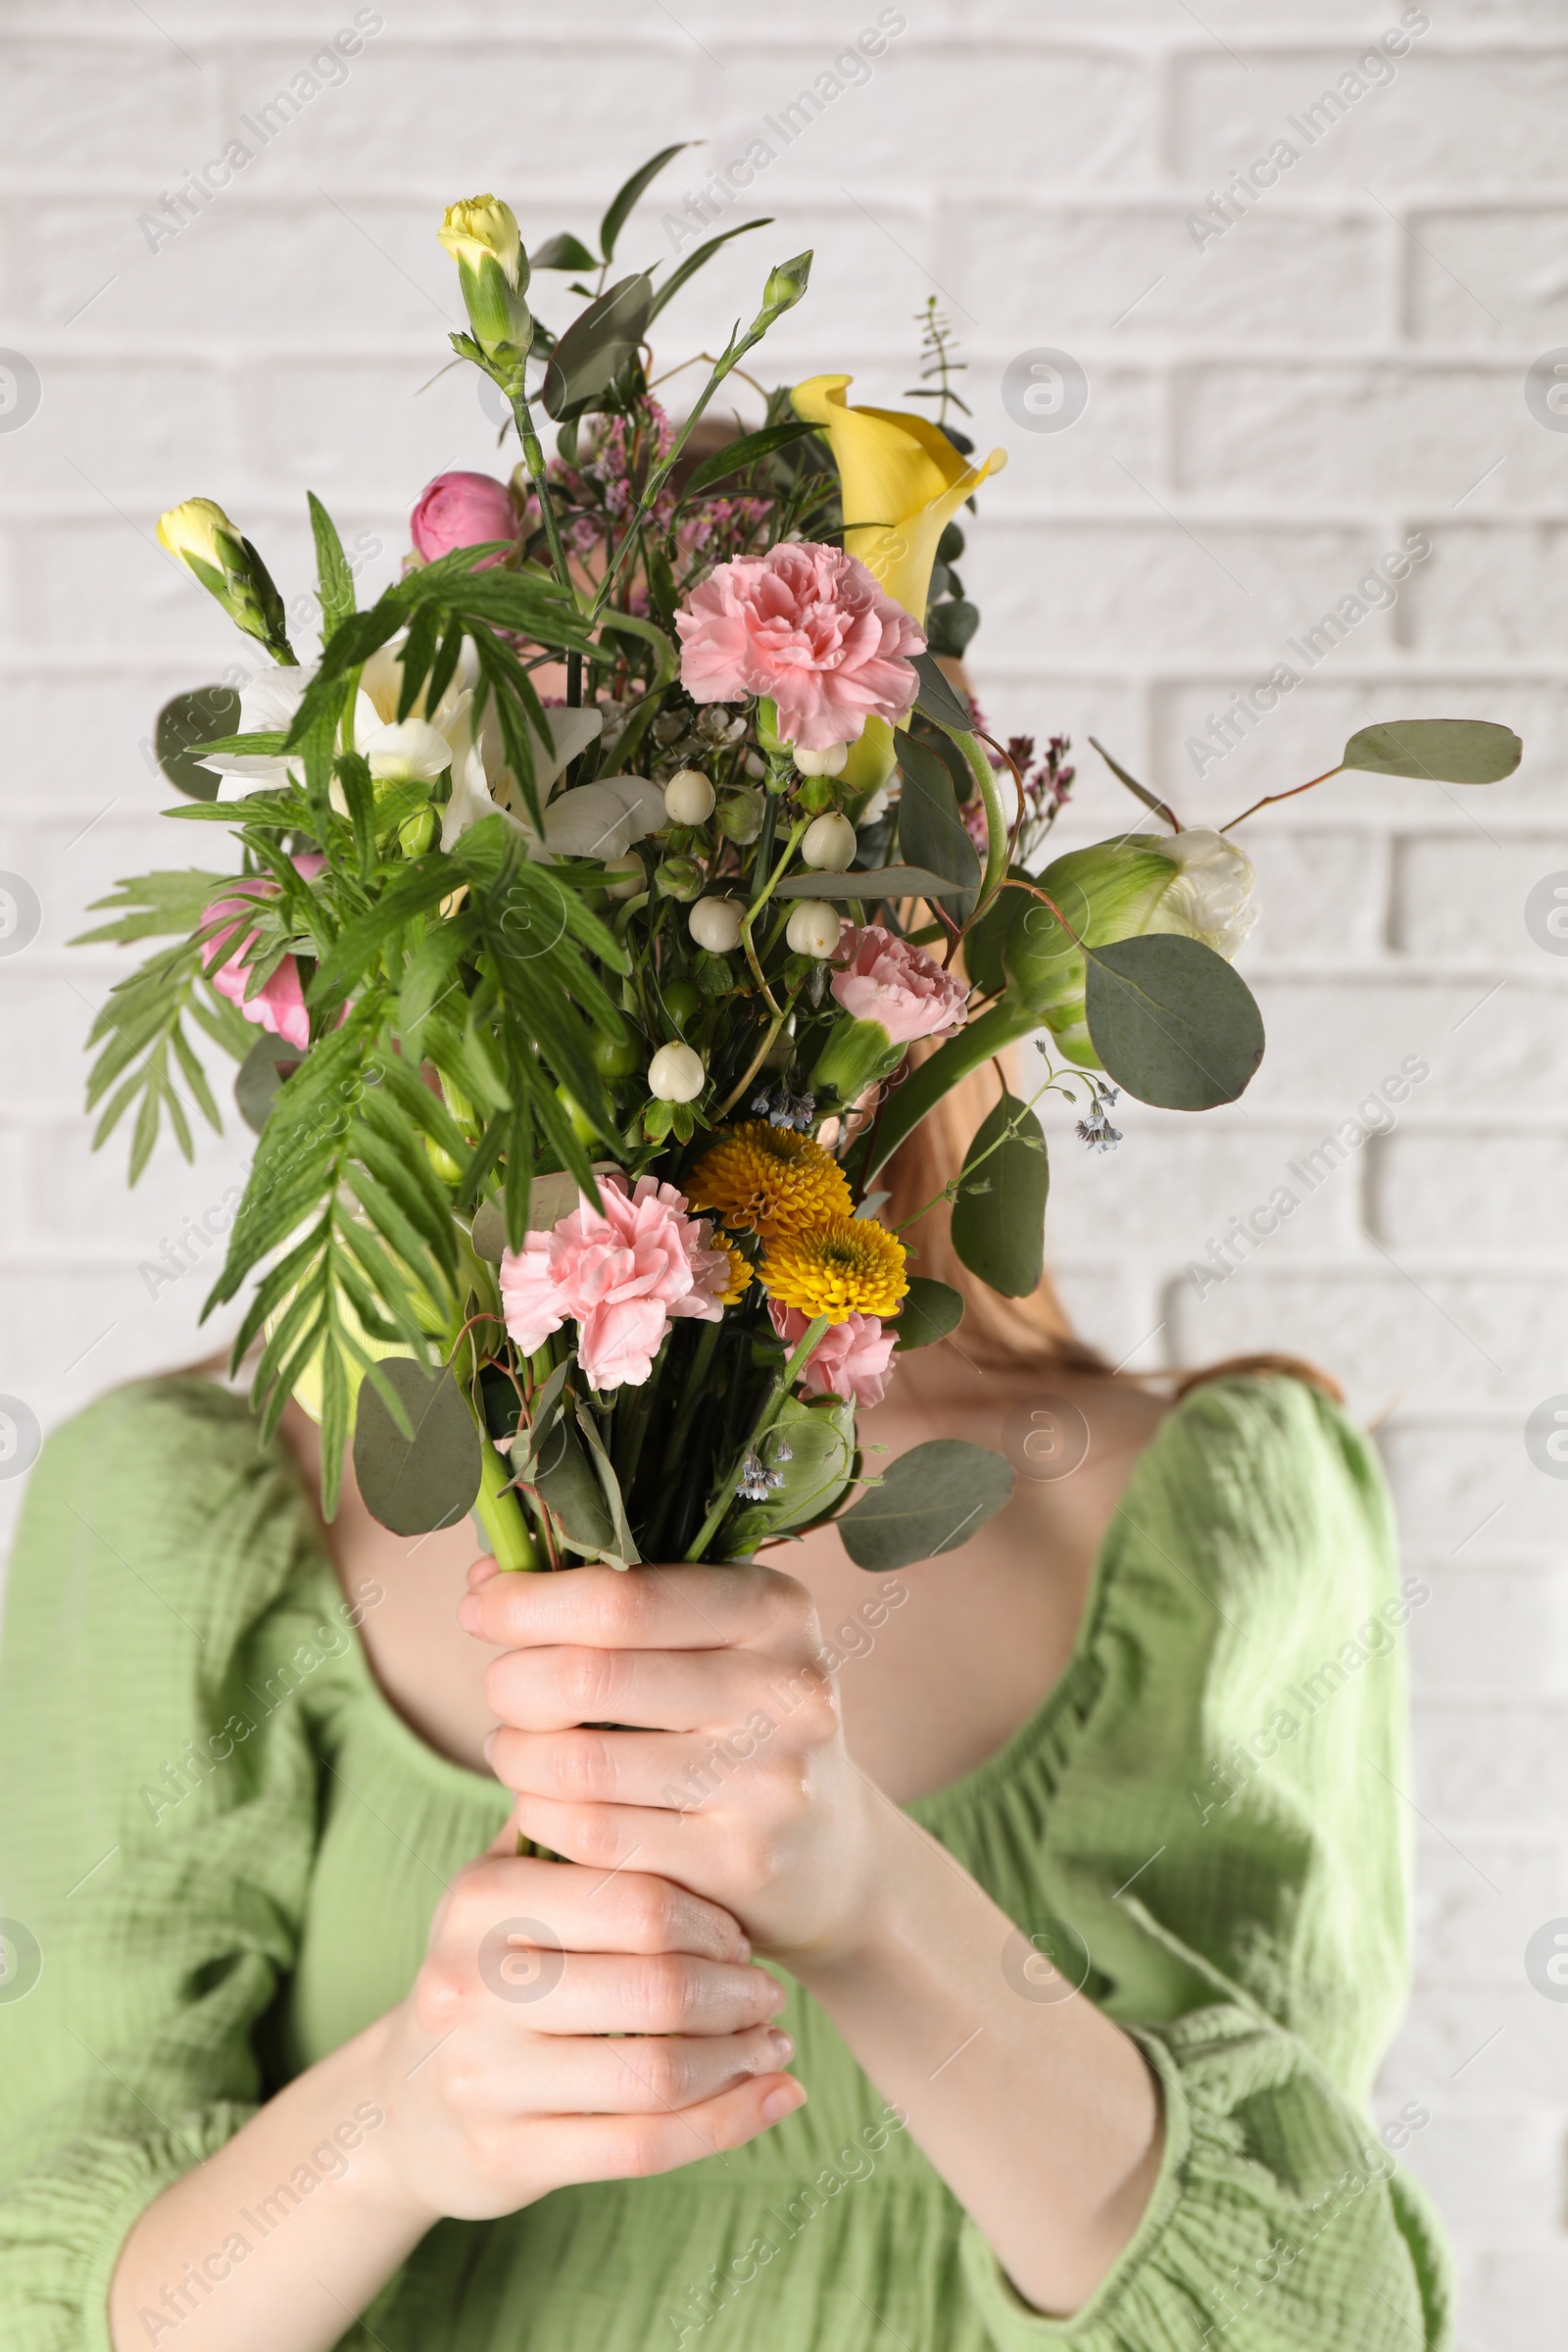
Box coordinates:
[760,1217,909,1325]
[688,1122,852,1241]
[717,1239,754,1305]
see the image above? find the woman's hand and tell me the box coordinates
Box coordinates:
[372,1845,801,2224]
[459,1559,885,1963]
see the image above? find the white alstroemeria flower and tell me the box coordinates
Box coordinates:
[361,716,454,782]
[439,704,606,850]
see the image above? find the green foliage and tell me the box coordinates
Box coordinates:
[353,1357,482,1536]
[893,1277,964,1350]
[950,1094,1049,1298]
[1340,718,1522,785]
[1083,934,1265,1110]
[155,688,241,800]
[838,1438,1014,1570]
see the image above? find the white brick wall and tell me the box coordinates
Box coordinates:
[0,4,1564,2338]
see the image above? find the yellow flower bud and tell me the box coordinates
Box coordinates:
[156,497,294,663]
[437,194,524,291]
[156,496,236,574]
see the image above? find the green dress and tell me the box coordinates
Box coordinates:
[0,1372,1451,2350]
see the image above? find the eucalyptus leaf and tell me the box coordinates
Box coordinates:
[896,737,981,911]
[234,1036,304,1135]
[1084,933,1264,1110]
[893,1276,965,1350]
[1341,718,1522,785]
[533,1414,617,1555]
[910,653,973,734]
[723,1396,857,1555]
[951,1095,1048,1298]
[353,1357,482,1537]
[773,864,966,899]
[542,272,653,420]
[838,1438,1014,1571]
[155,688,242,801]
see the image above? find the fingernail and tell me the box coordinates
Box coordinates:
[482,1728,499,1765]
[735,1936,752,1963]
[769,2032,794,2064]
[457,1593,481,1633]
[761,2082,806,2126]
[764,1976,787,2016]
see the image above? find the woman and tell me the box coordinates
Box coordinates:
[0,1060,1449,2349]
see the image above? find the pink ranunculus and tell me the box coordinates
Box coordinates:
[500,1173,729,1392]
[410,470,520,567]
[199,854,325,1054]
[675,540,925,753]
[769,1301,897,1410]
[830,920,968,1045]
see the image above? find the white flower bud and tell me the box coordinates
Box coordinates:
[603,853,644,901]
[663,767,715,825]
[786,900,842,958]
[648,1042,706,1102]
[689,896,744,954]
[801,812,857,871]
[792,741,849,778]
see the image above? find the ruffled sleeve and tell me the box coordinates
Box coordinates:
[949,1374,1452,2347]
[0,1378,351,2352]
[958,2009,1448,2347]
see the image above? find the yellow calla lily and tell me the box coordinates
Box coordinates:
[790,372,1006,627]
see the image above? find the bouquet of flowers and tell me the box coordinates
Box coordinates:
[80,154,1522,1578]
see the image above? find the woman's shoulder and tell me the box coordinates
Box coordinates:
[1095,1364,1400,1645]
[4,1371,320,1648]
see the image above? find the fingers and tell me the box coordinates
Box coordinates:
[446,1853,750,1966]
[483,1642,761,1736]
[504,1793,711,1886]
[461,1559,800,1655]
[493,1948,787,2038]
[488,1722,770,1812]
[542,2072,808,2188]
[477,2023,794,2117]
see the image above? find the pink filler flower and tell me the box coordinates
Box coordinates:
[831,920,968,1044]
[676,540,925,753]
[199,854,326,1054]
[769,1302,897,1410]
[500,1174,734,1392]
[411,470,520,566]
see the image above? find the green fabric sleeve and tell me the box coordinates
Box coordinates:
[0,1379,340,2352]
[952,1375,1450,2349]
[957,2010,1437,2348]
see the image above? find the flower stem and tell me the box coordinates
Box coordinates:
[509,385,576,605]
[685,1314,830,1563]
[473,1434,541,1570]
[954,729,1008,914]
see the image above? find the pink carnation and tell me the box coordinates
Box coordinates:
[831,921,968,1045]
[199,854,325,1054]
[500,1173,731,1392]
[675,540,925,753]
[770,1302,897,1410]
[410,470,520,566]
